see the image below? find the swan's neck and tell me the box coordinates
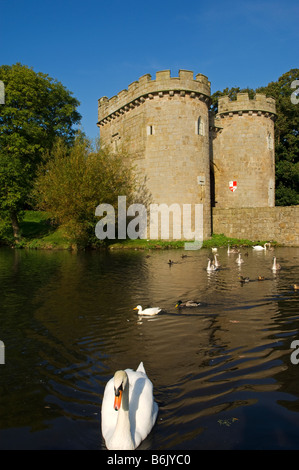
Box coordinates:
[111,384,135,450]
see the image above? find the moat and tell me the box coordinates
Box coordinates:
[0,245,299,449]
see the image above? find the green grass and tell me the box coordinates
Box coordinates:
[16,211,75,249]
[108,238,186,250]
[108,233,274,251]
[22,212,75,249]
[20,210,55,238]
[0,210,276,251]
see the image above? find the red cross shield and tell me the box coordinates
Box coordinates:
[229,181,237,192]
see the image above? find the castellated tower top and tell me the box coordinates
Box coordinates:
[217,93,276,117]
[97,70,211,124]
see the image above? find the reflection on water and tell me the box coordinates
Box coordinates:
[0,245,299,449]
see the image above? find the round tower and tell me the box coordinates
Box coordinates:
[97,70,212,241]
[211,93,276,209]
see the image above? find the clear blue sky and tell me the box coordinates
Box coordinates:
[1,0,298,142]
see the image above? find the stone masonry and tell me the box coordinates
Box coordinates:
[98,70,211,239]
[211,93,276,209]
[96,70,295,243]
[213,206,299,246]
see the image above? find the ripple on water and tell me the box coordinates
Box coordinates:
[0,246,299,449]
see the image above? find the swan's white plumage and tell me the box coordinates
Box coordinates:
[272,256,281,272]
[252,243,267,251]
[101,362,158,450]
[236,252,244,264]
[206,259,217,272]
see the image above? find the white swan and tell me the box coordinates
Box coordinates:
[207,258,217,272]
[134,305,161,316]
[252,243,267,251]
[214,253,221,267]
[236,253,244,264]
[272,256,281,272]
[101,362,158,450]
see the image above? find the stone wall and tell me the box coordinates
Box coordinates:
[212,206,299,246]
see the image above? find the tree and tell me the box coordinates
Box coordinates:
[0,63,81,240]
[32,135,150,247]
[256,69,299,206]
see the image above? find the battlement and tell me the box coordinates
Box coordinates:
[97,70,211,124]
[217,93,276,117]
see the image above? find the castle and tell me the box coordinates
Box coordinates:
[97,70,277,241]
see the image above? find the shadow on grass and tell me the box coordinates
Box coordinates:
[20,217,57,240]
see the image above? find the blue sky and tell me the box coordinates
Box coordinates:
[1,0,298,142]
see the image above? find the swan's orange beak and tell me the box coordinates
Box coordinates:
[114,390,122,411]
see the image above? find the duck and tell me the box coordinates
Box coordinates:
[227,244,239,254]
[293,284,299,290]
[272,256,281,272]
[239,276,250,283]
[101,362,158,450]
[252,243,267,251]
[236,253,244,265]
[175,300,201,308]
[134,305,161,316]
[258,275,265,281]
[168,259,178,265]
[266,242,274,251]
[207,258,217,272]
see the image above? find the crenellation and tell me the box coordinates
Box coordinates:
[118,89,128,101]
[178,69,194,81]
[196,73,209,85]
[97,69,211,124]
[128,80,139,93]
[156,70,171,81]
[138,73,151,85]
[218,92,276,116]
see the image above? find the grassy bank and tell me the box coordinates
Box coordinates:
[0,210,274,251]
[0,211,76,250]
[108,233,273,251]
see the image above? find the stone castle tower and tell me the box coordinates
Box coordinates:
[97,70,276,240]
[211,92,276,209]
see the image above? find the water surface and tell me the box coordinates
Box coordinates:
[0,245,299,449]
